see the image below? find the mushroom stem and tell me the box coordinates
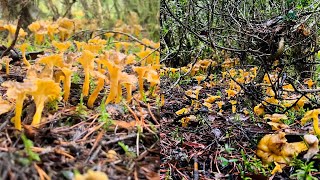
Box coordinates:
[312,114,320,136]
[137,76,144,98]
[115,82,122,103]
[124,84,133,103]
[31,97,45,127]
[105,82,118,105]
[63,75,71,101]
[88,78,104,108]
[5,58,10,75]
[14,93,25,130]
[35,33,44,44]
[22,57,31,67]
[83,69,90,96]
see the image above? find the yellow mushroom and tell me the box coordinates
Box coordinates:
[205,95,221,103]
[229,100,237,113]
[29,79,61,127]
[0,97,12,115]
[104,61,121,104]
[74,169,108,180]
[1,56,12,75]
[3,24,16,44]
[144,69,160,96]
[28,21,47,44]
[264,114,288,123]
[87,70,106,108]
[254,103,265,116]
[119,73,138,103]
[2,80,36,130]
[194,75,205,85]
[52,41,72,53]
[133,66,149,99]
[47,24,58,40]
[61,67,73,102]
[57,18,74,41]
[97,58,122,104]
[37,54,64,69]
[301,109,320,136]
[256,132,308,164]
[77,50,95,96]
[18,43,31,67]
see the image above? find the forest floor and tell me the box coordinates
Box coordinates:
[0,19,160,180]
[159,64,320,179]
[0,63,160,180]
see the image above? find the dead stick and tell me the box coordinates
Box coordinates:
[0,8,24,59]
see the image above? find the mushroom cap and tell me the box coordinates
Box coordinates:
[205,95,221,103]
[18,43,29,53]
[47,24,59,33]
[0,97,12,115]
[4,24,16,35]
[264,113,288,123]
[125,54,136,65]
[77,50,95,69]
[74,170,108,180]
[133,66,149,77]
[52,40,72,52]
[301,109,320,125]
[88,38,107,45]
[28,21,41,32]
[18,28,28,37]
[257,132,308,164]
[144,69,159,85]
[102,50,126,65]
[229,100,237,105]
[120,72,137,85]
[194,75,205,81]
[57,17,74,29]
[37,54,64,68]
[2,80,37,99]
[30,78,61,101]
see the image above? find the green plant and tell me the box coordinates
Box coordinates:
[224,144,235,154]
[217,144,238,168]
[216,90,222,97]
[21,134,40,163]
[89,76,97,94]
[240,150,268,176]
[98,96,113,130]
[71,71,81,84]
[168,71,180,81]
[46,98,59,112]
[217,156,238,168]
[172,127,183,142]
[290,161,318,180]
[284,110,296,125]
[76,94,88,116]
[118,141,136,158]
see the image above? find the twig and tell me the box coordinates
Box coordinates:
[101,133,137,146]
[69,29,159,51]
[0,12,23,59]
[147,103,159,125]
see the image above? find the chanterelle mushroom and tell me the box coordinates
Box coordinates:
[2,80,36,130]
[29,79,61,127]
[257,132,309,164]
[77,50,95,97]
